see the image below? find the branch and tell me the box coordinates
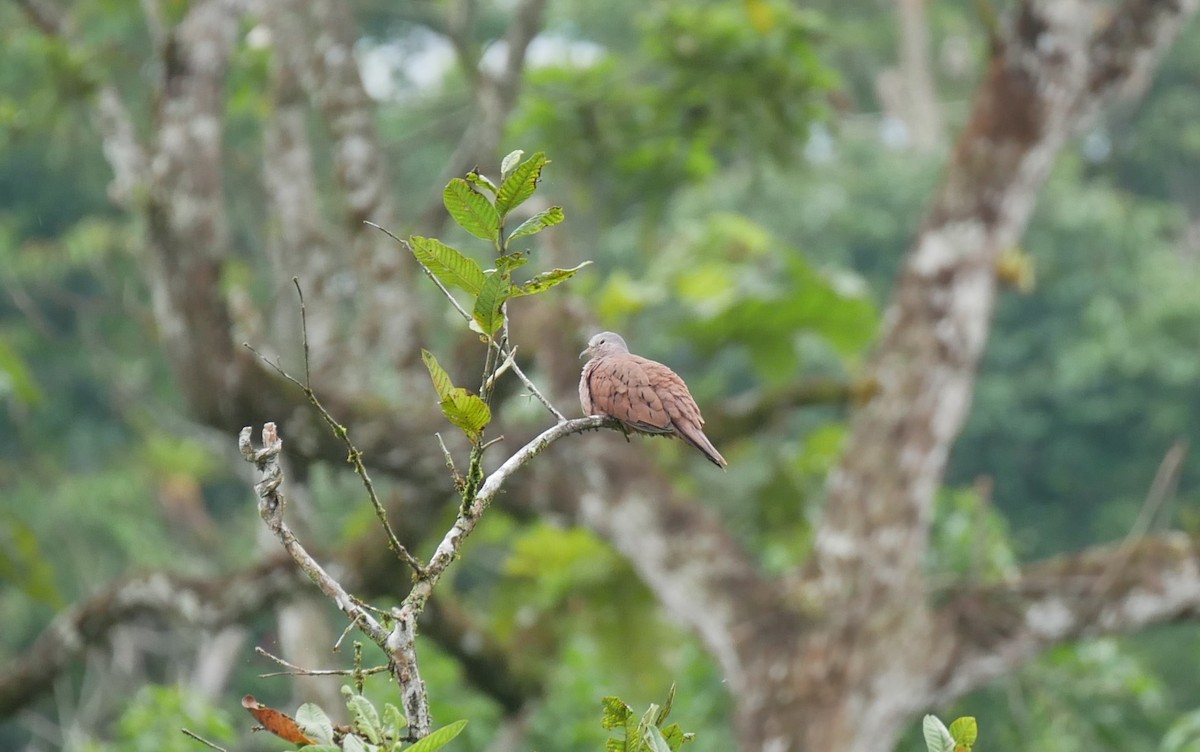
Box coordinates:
[705,377,859,444]
[933,533,1200,702]
[809,0,1199,615]
[0,555,304,718]
[240,417,608,738]
[238,424,392,647]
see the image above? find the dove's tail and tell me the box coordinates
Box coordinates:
[675,423,728,469]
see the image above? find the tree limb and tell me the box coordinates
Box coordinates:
[933,533,1200,702]
[0,555,304,718]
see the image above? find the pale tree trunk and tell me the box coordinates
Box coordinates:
[894,0,944,151]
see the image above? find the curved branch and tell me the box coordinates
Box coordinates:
[809,0,1199,616]
[0,555,304,718]
[933,533,1200,702]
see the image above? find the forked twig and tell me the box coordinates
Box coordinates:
[366,220,567,423]
[255,646,389,679]
[242,279,424,576]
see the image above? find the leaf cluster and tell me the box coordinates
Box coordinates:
[409,150,587,447]
[601,685,694,752]
[286,688,466,752]
[922,715,976,752]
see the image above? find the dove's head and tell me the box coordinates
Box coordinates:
[580,331,630,360]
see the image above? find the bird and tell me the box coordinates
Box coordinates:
[579,331,727,468]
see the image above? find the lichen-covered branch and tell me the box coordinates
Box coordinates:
[933,533,1200,702]
[0,555,304,718]
[240,416,608,738]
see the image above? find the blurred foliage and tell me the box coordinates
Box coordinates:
[1,0,1200,750]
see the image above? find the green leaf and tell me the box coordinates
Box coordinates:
[409,236,486,295]
[407,719,468,752]
[659,724,689,751]
[500,149,524,177]
[440,388,492,441]
[297,746,340,752]
[343,688,382,744]
[496,252,529,273]
[506,205,565,245]
[510,261,592,297]
[496,151,547,217]
[381,704,405,739]
[472,272,508,337]
[466,169,498,194]
[656,684,676,727]
[922,715,954,752]
[341,735,370,752]
[601,696,633,730]
[443,178,500,241]
[0,336,42,405]
[948,717,977,751]
[421,350,455,402]
[644,726,672,752]
[296,703,335,746]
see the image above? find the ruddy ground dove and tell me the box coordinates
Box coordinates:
[579,332,727,468]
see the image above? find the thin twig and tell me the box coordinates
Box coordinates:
[499,347,566,422]
[334,618,357,651]
[181,728,228,751]
[243,283,425,577]
[368,220,567,421]
[365,221,474,324]
[1092,439,1188,599]
[435,432,460,482]
[256,645,389,678]
[484,346,518,390]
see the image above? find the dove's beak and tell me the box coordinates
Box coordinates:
[579,346,589,359]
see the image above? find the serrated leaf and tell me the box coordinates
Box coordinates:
[472,272,508,337]
[922,715,954,752]
[407,719,468,752]
[409,236,486,295]
[510,261,592,297]
[500,150,524,176]
[466,169,497,194]
[949,717,977,751]
[644,726,672,752]
[296,703,335,746]
[421,350,455,402]
[506,206,565,245]
[443,178,500,241]
[440,388,491,441]
[659,723,687,751]
[496,151,547,217]
[601,697,634,729]
[344,691,382,744]
[496,252,528,273]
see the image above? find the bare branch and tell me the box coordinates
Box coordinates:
[934,533,1200,703]
[181,728,228,751]
[245,283,425,576]
[238,424,392,648]
[0,555,304,718]
[254,646,389,679]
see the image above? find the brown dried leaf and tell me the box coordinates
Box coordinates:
[241,694,315,745]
